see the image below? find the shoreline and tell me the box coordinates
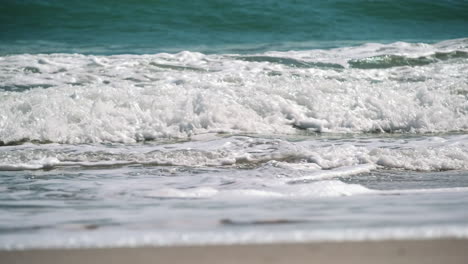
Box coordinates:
[1,239,467,264]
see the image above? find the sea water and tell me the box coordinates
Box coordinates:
[1,0,468,249]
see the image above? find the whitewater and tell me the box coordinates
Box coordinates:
[1,39,468,249]
[1,39,467,144]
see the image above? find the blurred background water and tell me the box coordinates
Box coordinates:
[1,0,467,55]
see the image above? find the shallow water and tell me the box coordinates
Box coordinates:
[1,133,468,249]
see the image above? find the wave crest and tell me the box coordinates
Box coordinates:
[1,39,467,144]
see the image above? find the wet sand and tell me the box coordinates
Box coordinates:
[1,239,467,264]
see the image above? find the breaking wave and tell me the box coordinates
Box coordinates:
[1,39,467,145]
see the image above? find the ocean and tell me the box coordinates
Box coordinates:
[1,0,468,249]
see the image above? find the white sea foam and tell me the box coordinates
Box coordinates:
[0,134,467,172]
[2,225,468,250]
[1,39,467,144]
[142,180,373,199]
[286,164,377,182]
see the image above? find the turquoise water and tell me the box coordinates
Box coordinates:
[1,0,468,249]
[1,0,468,55]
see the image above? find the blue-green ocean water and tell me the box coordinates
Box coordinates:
[1,0,468,55]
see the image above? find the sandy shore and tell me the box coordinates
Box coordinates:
[1,239,467,264]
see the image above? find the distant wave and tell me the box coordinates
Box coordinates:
[1,0,467,55]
